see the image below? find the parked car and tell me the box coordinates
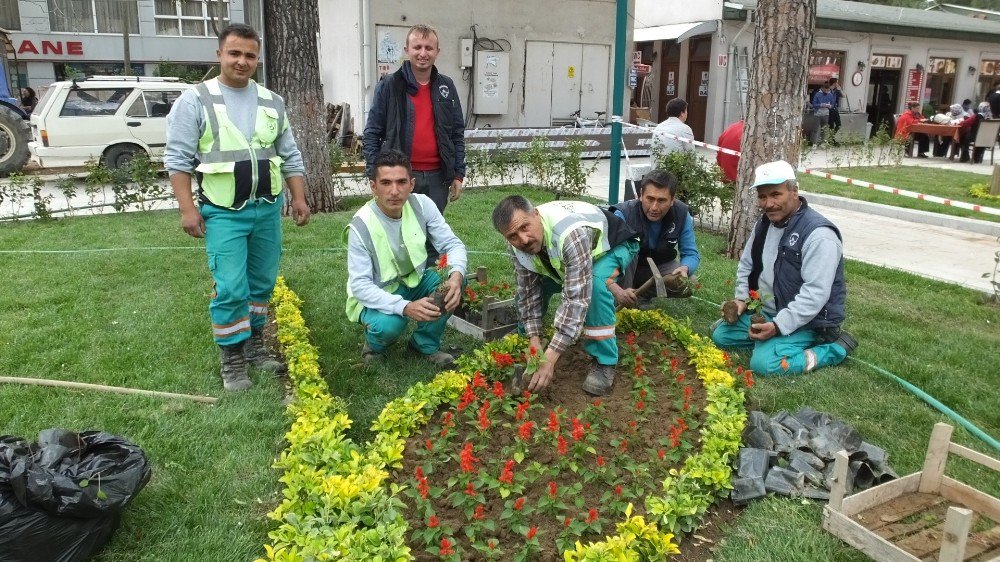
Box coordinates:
[29,76,194,169]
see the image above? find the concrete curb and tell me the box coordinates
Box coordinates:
[800,190,1000,237]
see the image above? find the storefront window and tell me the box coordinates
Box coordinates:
[977,59,1000,104]
[54,62,146,81]
[808,49,844,88]
[154,0,231,37]
[925,57,957,111]
[47,0,139,34]
[0,0,21,30]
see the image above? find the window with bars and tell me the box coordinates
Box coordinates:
[0,0,20,30]
[47,0,139,34]
[154,0,230,37]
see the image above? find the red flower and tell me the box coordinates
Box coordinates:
[586,508,599,524]
[592,399,602,408]
[615,485,623,496]
[513,497,525,511]
[684,386,692,399]
[744,370,755,389]
[676,371,685,383]
[428,515,440,528]
[557,435,569,455]
[564,516,572,527]
[625,332,636,348]
[478,400,491,431]
[425,439,434,452]
[571,418,585,442]
[658,449,665,460]
[460,443,479,473]
[627,420,638,431]
[498,460,515,484]
[547,410,559,432]
[472,371,488,389]
[722,351,730,363]
[619,439,628,453]
[526,526,538,539]
[518,420,535,441]
[749,289,760,300]
[457,385,476,411]
[415,466,424,479]
[465,287,476,300]
[669,425,683,448]
[639,389,646,399]
[418,476,430,499]
[529,345,538,356]
[440,537,454,556]
[491,381,505,399]
[548,481,557,498]
[473,504,486,520]
[515,400,531,421]
[636,400,646,411]
[437,254,448,270]
[670,357,679,372]
[465,482,477,497]
[596,455,605,467]
[491,351,514,369]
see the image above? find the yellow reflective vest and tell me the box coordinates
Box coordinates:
[512,201,614,281]
[194,78,287,210]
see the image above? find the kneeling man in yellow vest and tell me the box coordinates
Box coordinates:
[492,196,639,396]
[345,150,467,367]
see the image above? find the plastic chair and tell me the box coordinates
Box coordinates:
[971,119,1000,165]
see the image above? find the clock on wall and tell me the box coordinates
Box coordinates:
[851,71,864,87]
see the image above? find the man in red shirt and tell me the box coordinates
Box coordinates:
[716,120,743,184]
[894,101,929,158]
[363,25,466,216]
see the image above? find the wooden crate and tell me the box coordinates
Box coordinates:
[823,423,1000,562]
[446,267,517,341]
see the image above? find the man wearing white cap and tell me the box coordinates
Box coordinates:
[711,160,856,375]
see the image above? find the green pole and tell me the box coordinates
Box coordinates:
[607,0,628,205]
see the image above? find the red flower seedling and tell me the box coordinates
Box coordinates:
[425,439,434,452]
[439,537,455,557]
[526,526,538,539]
[570,418,585,442]
[459,442,479,473]
[523,345,542,377]
[472,371,488,389]
[490,350,514,369]
[548,481,558,499]
[464,482,477,497]
[556,435,569,456]
[586,508,599,523]
[457,385,476,412]
[428,514,440,528]
[743,369,755,389]
[513,497,525,510]
[596,455,606,468]
[517,420,535,441]
[473,504,486,520]
[498,460,515,485]
[477,400,491,431]
[547,410,560,433]
[492,381,505,399]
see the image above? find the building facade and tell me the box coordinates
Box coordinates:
[2,0,262,91]
[634,0,1000,142]
[319,0,635,132]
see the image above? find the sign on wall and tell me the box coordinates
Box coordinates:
[927,57,957,75]
[905,68,923,105]
[375,25,409,78]
[870,55,903,69]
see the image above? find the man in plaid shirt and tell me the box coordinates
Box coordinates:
[492,196,639,395]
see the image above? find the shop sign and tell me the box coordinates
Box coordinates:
[17,39,84,57]
[979,60,1000,76]
[927,57,956,75]
[870,55,902,69]
[905,68,923,104]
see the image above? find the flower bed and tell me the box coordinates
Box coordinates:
[259,281,745,561]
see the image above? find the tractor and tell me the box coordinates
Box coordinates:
[0,28,30,175]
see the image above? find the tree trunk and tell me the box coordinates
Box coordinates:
[725,0,816,258]
[990,163,1000,196]
[264,0,337,213]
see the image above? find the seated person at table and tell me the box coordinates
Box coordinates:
[894,101,929,158]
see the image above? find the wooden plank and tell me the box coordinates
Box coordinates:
[940,477,1000,521]
[921,424,955,494]
[959,524,1000,561]
[855,492,948,531]
[894,521,948,559]
[842,473,922,516]
[948,443,1000,473]
[963,544,1000,562]
[824,507,921,562]
[877,503,951,541]
[938,507,974,561]
[830,450,850,511]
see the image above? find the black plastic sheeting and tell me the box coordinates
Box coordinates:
[0,429,151,562]
[731,408,897,505]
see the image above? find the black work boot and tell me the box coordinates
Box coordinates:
[582,361,616,396]
[220,341,252,391]
[834,330,858,353]
[245,328,283,374]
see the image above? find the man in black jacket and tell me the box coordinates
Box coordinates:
[363,24,466,215]
[610,169,700,307]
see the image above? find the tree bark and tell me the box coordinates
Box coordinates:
[990,163,1000,196]
[725,0,816,258]
[264,0,337,213]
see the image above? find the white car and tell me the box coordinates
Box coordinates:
[29,76,195,169]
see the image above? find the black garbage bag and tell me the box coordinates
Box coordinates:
[0,429,151,562]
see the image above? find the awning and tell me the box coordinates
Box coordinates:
[633,20,718,43]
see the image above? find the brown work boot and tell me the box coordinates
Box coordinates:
[245,328,283,374]
[408,340,456,369]
[722,299,741,324]
[582,361,616,396]
[219,342,252,392]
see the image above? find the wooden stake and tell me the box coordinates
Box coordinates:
[0,376,218,404]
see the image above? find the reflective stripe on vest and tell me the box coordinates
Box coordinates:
[344,194,430,322]
[513,201,610,281]
[194,78,287,210]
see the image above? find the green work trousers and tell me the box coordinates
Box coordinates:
[710,311,847,375]
[360,269,459,354]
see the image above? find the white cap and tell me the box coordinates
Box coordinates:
[751,160,796,189]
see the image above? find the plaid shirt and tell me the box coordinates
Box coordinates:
[514,227,595,353]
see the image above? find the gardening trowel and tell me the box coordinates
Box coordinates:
[509,364,526,395]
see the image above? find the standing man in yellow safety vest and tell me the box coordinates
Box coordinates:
[165,24,311,391]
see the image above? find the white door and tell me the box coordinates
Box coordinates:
[524,42,554,126]
[125,88,187,157]
[580,44,610,121]
[551,43,583,122]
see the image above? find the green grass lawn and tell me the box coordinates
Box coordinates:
[1,186,998,561]
[798,165,1000,223]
